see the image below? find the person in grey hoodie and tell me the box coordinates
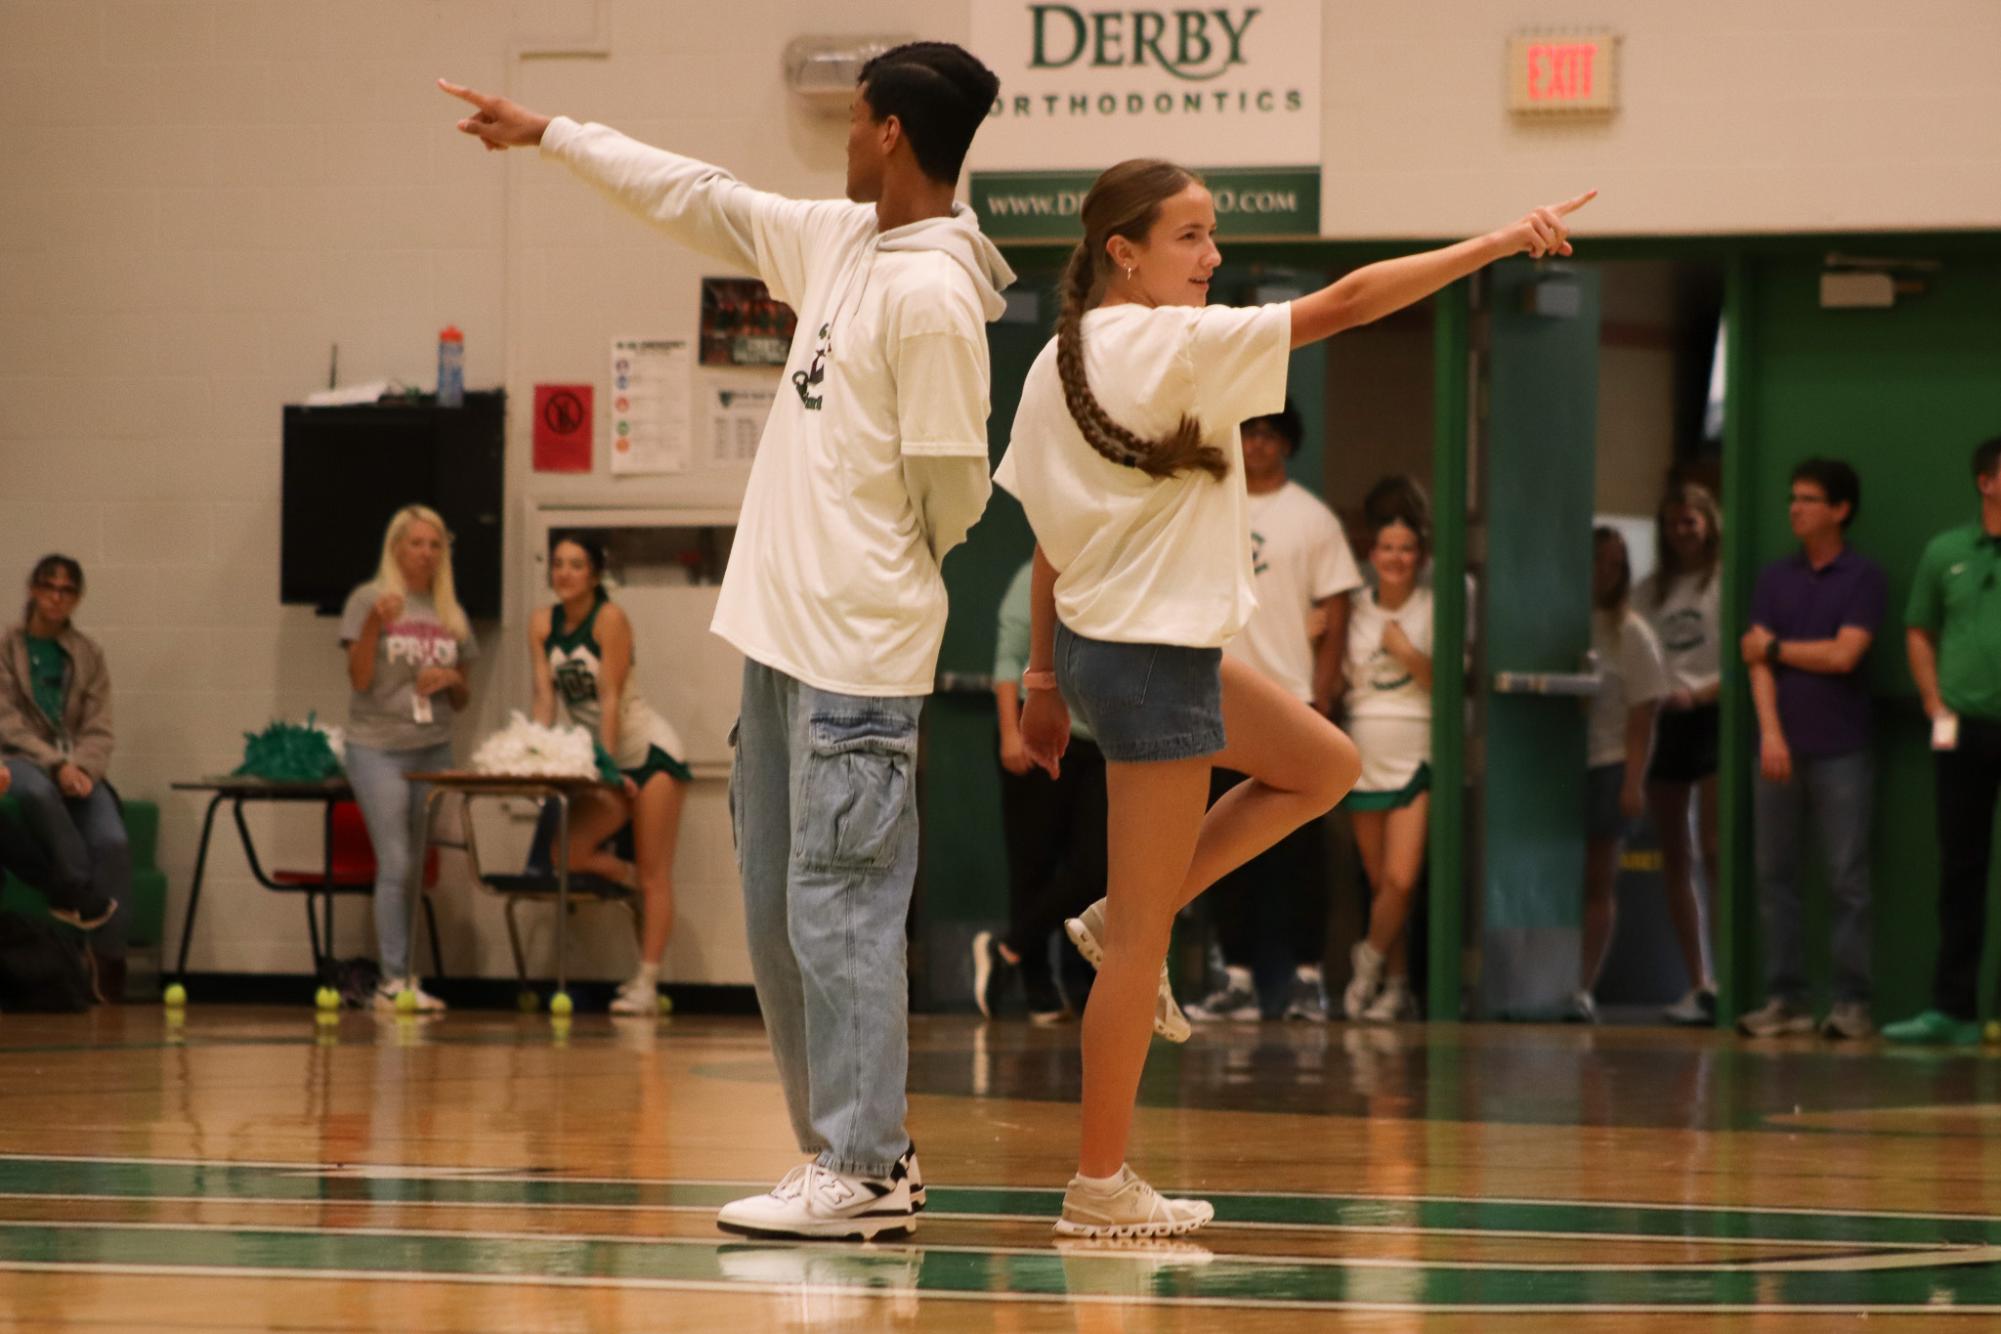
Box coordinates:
[442,42,1012,1240]
[0,554,129,1001]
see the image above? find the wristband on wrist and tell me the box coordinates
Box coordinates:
[1022,668,1058,692]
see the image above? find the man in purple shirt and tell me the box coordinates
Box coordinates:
[1736,458,1886,1040]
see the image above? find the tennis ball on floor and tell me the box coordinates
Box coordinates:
[394,988,419,1015]
[315,987,341,1012]
[517,991,541,1014]
[162,983,187,1008]
[1985,1020,2000,1044]
[658,993,674,1016]
[549,992,574,1017]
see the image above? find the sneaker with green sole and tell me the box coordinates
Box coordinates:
[1881,1009,1980,1047]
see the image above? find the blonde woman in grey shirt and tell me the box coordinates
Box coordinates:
[339,505,478,1013]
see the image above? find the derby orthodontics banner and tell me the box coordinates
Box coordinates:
[968,2,1323,240]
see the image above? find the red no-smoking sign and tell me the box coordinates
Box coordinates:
[533,384,593,473]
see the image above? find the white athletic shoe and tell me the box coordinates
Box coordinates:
[609,978,659,1015]
[715,1161,917,1241]
[1361,977,1415,1023]
[1064,899,1191,1043]
[1054,1166,1215,1239]
[1343,940,1384,1020]
[372,979,445,1013]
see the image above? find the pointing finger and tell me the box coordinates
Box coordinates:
[1553,188,1599,218]
[437,78,490,110]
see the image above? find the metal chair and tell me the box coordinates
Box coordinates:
[452,795,640,996]
[266,799,444,980]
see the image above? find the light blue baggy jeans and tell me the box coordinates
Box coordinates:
[730,659,923,1179]
[344,740,453,980]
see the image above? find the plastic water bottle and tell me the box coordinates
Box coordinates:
[437,325,464,407]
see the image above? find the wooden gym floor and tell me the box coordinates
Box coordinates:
[1,1006,1998,1330]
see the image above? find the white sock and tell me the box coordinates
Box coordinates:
[1073,1167,1125,1191]
[1296,963,1322,981]
[1225,965,1252,990]
[634,962,660,989]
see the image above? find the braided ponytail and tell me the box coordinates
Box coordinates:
[1055,160,1229,482]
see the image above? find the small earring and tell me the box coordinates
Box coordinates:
[1123,266,1134,281]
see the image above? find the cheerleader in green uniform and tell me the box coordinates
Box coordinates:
[530,534,692,1014]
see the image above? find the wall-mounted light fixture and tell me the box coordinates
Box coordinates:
[1819,253,1939,309]
[784,36,912,111]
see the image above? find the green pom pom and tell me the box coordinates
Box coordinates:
[592,742,624,786]
[233,712,343,782]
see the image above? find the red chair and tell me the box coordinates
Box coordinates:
[264,801,445,979]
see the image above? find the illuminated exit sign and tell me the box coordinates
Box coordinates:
[1508,31,1620,114]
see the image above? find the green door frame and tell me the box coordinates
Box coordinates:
[1427,284,1470,1021]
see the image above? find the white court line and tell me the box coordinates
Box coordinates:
[0,1191,1943,1252]
[0,1216,1992,1275]
[6,1150,2001,1228]
[1,1258,1999,1317]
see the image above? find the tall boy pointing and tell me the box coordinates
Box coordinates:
[442,44,1013,1240]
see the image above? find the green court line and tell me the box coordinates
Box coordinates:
[2,1218,2001,1310]
[5,1155,2001,1251]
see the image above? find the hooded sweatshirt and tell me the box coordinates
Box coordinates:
[542,118,1016,697]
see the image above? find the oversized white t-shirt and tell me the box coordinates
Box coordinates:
[994,302,1292,647]
[1637,571,1721,695]
[1224,482,1361,701]
[542,118,1012,697]
[1588,609,1668,768]
[1344,586,1434,721]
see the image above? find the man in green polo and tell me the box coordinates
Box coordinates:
[1887,435,2001,1045]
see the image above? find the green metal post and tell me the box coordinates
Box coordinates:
[1716,253,1756,1026]
[1427,284,1471,1022]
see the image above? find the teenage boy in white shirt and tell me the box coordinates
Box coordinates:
[1189,401,1361,1021]
[442,42,1013,1240]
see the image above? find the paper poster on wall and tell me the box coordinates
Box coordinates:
[531,383,593,473]
[706,384,775,467]
[700,278,797,368]
[609,338,691,475]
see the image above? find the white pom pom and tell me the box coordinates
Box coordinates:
[471,711,601,779]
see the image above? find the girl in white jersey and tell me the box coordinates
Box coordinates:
[1638,483,1724,1025]
[998,159,1594,1237]
[529,535,691,1016]
[1340,509,1437,1024]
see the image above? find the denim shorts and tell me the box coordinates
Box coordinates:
[1054,621,1225,763]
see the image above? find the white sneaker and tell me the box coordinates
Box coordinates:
[1566,989,1599,1023]
[1361,977,1415,1022]
[610,977,660,1015]
[1663,986,1717,1026]
[1343,940,1384,1020]
[1054,1165,1214,1239]
[1064,899,1191,1043]
[715,1161,917,1241]
[372,979,445,1013]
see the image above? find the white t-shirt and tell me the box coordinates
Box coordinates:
[994,302,1292,647]
[543,118,1013,697]
[1637,570,1721,695]
[1224,483,1362,702]
[1588,609,1668,768]
[1344,586,1434,721]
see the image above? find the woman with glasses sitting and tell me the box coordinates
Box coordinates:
[0,554,129,1002]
